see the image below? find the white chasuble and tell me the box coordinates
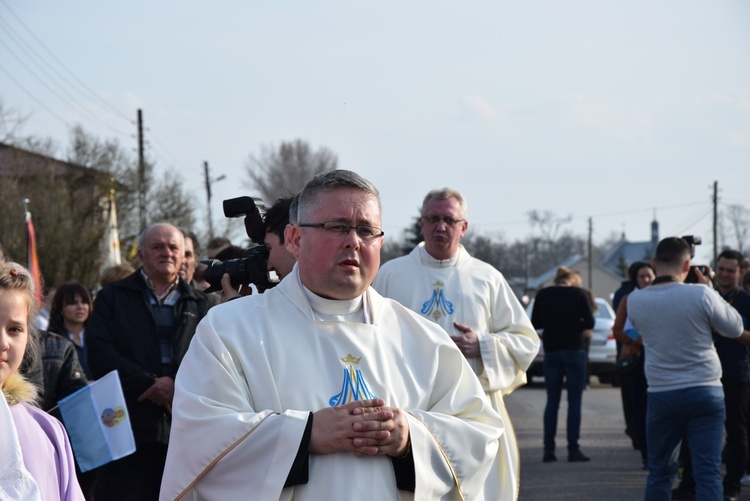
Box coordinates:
[160,269,503,501]
[373,243,540,500]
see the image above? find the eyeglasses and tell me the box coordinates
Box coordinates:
[298,221,385,241]
[421,215,465,226]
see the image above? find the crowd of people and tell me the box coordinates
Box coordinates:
[1,170,749,500]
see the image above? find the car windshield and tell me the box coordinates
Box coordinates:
[594,300,614,320]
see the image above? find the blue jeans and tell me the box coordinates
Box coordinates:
[645,385,725,501]
[543,349,587,452]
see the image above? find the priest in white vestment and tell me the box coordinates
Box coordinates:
[373,188,539,500]
[160,171,504,501]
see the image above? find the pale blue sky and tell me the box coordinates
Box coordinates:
[2,1,748,262]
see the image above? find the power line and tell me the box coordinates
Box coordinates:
[671,207,713,237]
[0,0,132,123]
[477,200,709,231]
[0,36,131,137]
[0,62,71,126]
[0,4,192,178]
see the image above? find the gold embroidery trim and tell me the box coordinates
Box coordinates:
[409,412,466,501]
[175,412,280,500]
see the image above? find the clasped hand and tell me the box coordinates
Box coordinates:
[138,376,174,412]
[310,398,410,457]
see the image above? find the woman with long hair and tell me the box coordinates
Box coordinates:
[48,283,94,380]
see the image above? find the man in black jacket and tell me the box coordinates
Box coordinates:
[87,223,210,501]
[714,250,750,501]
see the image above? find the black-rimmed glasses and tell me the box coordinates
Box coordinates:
[298,221,384,240]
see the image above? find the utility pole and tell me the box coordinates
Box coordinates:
[137,109,146,231]
[713,180,718,264]
[204,161,226,239]
[587,217,593,290]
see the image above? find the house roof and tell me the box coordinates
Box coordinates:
[0,142,126,190]
[528,254,623,290]
[600,238,657,276]
[528,255,583,289]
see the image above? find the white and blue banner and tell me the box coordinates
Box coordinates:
[58,370,136,472]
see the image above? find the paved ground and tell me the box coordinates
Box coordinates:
[505,379,750,500]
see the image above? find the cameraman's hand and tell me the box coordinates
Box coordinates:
[220,273,240,302]
[694,265,713,286]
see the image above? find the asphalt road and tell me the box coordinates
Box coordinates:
[505,378,750,501]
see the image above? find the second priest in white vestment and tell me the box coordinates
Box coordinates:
[374,189,539,500]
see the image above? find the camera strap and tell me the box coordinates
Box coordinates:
[653,276,679,285]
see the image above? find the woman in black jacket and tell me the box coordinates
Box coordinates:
[47,281,97,500]
[48,282,95,380]
[531,266,595,464]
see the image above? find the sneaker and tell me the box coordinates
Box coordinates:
[723,489,739,501]
[568,450,591,462]
[543,451,557,463]
[741,474,750,487]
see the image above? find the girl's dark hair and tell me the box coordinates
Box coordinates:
[48,282,93,335]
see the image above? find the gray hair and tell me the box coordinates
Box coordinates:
[421,188,467,218]
[296,170,381,223]
[138,223,185,251]
[288,193,300,225]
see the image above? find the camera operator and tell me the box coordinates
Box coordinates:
[220,196,297,301]
[628,237,750,500]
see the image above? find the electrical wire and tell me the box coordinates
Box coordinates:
[0,1,183,175]
[0,62,71,127]
[0,0,132,123]
[0,36,131,137]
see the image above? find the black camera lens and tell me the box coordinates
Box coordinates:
[200,246,276,293]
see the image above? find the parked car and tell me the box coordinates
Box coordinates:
[525,297,619,385]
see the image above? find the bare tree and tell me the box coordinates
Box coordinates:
[528,210,573,243]
[148,169,196,230]
[0,125,195,287]
[720,204,749,253]
[244,139,337,203]
[0,100,29,144]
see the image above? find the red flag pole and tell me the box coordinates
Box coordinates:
[23,198,43,308]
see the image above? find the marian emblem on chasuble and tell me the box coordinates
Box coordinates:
[329,354,377,406]
[421,281,454,321]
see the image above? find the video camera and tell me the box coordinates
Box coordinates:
[200,196,279,293]
[682,235,709,284]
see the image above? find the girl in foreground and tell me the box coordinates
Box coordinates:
[0,263,83,500]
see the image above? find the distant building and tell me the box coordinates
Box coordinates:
[0,142,123,286]
[600,219,659,278]
[0,142,112,194]
[525,219,660,304]
[527,255,623,305]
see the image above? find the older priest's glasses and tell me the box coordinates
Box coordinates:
[421,215,465,226]
[299,221,385,241]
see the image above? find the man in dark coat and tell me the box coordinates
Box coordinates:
[87,223,209,501]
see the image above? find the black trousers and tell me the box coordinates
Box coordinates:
[723,380,750,493]
[94,441,168,501]
[620,358,648,464]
